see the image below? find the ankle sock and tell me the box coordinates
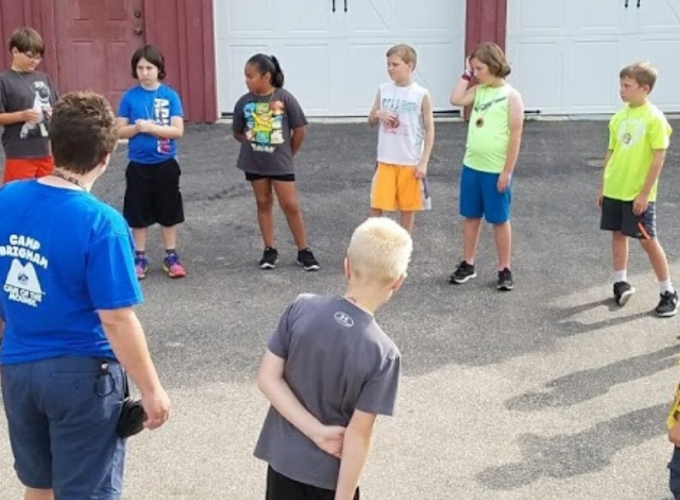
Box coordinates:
[614,269,627,284]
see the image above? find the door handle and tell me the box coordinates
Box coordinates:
[332,0,335,12]
[134,27,143,35]
[624,0,629,7]
[344,0,348,12]
[637,0,641,7]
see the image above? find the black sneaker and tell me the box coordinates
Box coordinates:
[259,246,278,270]
[497,268,514,291]
[297,248,320,271]
[655,291,678,318]
[449,261,476,284]
[613,281,635,306]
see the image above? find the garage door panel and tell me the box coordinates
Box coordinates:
[567,41,621,111]
[216,0,465,116]
[217,42,268,113]
[508,41,563,114]
[413,42,462,111]
[342,43,390,115]
[281,44,333,114]
[638,0,680,34]
[637,38,680,111]
[400,0,463,36]
[345,0,395,35]
[279,3,334,34]
[220,0,276,35]
[567,0,631,35]
[508,0,565,36]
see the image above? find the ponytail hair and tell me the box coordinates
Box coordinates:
[247,53,285,88]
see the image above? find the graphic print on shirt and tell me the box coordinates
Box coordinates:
[19,81,53,139]
[0,234,48,308]
[243,99,285,153]
[153,97,172,154]
[618,118,646,149]
[380,96,419,137]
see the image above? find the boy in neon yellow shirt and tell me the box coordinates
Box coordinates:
[598,62,676,317]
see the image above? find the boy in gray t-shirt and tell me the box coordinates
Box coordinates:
[255,217,413,500]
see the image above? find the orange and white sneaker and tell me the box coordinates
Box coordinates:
[163,252,187,278]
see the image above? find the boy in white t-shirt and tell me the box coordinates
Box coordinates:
[368,43,434,233]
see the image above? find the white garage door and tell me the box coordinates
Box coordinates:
[214,0,465,116]
[507,0,680,115]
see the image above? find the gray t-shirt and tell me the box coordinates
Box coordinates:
[254,294,401,490]
[0,70,58,158]
[232,88,307,175]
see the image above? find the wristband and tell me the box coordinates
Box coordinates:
[461,70,473,81]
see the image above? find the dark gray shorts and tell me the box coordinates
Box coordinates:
[1,357,126,499]
[600,197,656,239]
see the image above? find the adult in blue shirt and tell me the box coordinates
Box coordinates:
[0,91,170,500]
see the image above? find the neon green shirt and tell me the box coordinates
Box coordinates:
[603,102,672,202]
[463,83,513,174]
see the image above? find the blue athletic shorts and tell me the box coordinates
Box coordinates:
[459,165,512,224]
[1,356,127,499]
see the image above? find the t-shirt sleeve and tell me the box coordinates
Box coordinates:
[648,115,671,150]
[118,92,132,119]
[232,96,246,133]
[607,117,618,150]
[86,217,143,310]
[0,77,8,114]
[266,301,297,359]
[284,92,307,129]
[169,89,184,118]
[355,352,401,416]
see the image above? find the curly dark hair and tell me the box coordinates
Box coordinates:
[49,92,119,174]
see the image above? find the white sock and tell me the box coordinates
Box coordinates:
[659,279,674,294]
[614,269,627,284]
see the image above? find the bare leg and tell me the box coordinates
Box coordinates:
[251,179,275,247]
[370,208,383,217]
[272,181,308,249]
[639,238,671,282]
[160,225,178,250]
[493,221,512,270]
[400,211,415,233]
[462,218,483,264]
[132,227,148,252]
[24,488,53,500]
[612,231,629,274]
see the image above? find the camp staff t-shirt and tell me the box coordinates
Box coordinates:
[0,69,58,158]
[254,294,401,490]
[118,83,184,164]
[463,83,513,174]
[603,102,672,202]
[0,181,143,365]
[232,88,307,175]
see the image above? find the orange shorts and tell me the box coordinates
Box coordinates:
[370,162,431,211]
[2,157,54,184]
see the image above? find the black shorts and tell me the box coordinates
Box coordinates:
[266,466,360,500]
[124,158,185,228]
[245,172,295,182]
[600,196,656,239]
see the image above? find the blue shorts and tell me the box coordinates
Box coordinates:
[1,357,126,499]
[459,165,512,224]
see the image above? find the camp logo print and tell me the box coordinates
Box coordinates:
[0,234,48,308]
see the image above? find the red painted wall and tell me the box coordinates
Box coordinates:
[144,0,217,122]
[465,0,507,54]
[0,0,217,123]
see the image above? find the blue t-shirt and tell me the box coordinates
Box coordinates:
[0,181,143,365]
[118,83,183,164]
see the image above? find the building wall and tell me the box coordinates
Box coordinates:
[0,0,217,123]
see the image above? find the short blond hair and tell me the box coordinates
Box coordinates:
[347,218,413,284]
[620,61,657,92]
[386,44,417,68]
